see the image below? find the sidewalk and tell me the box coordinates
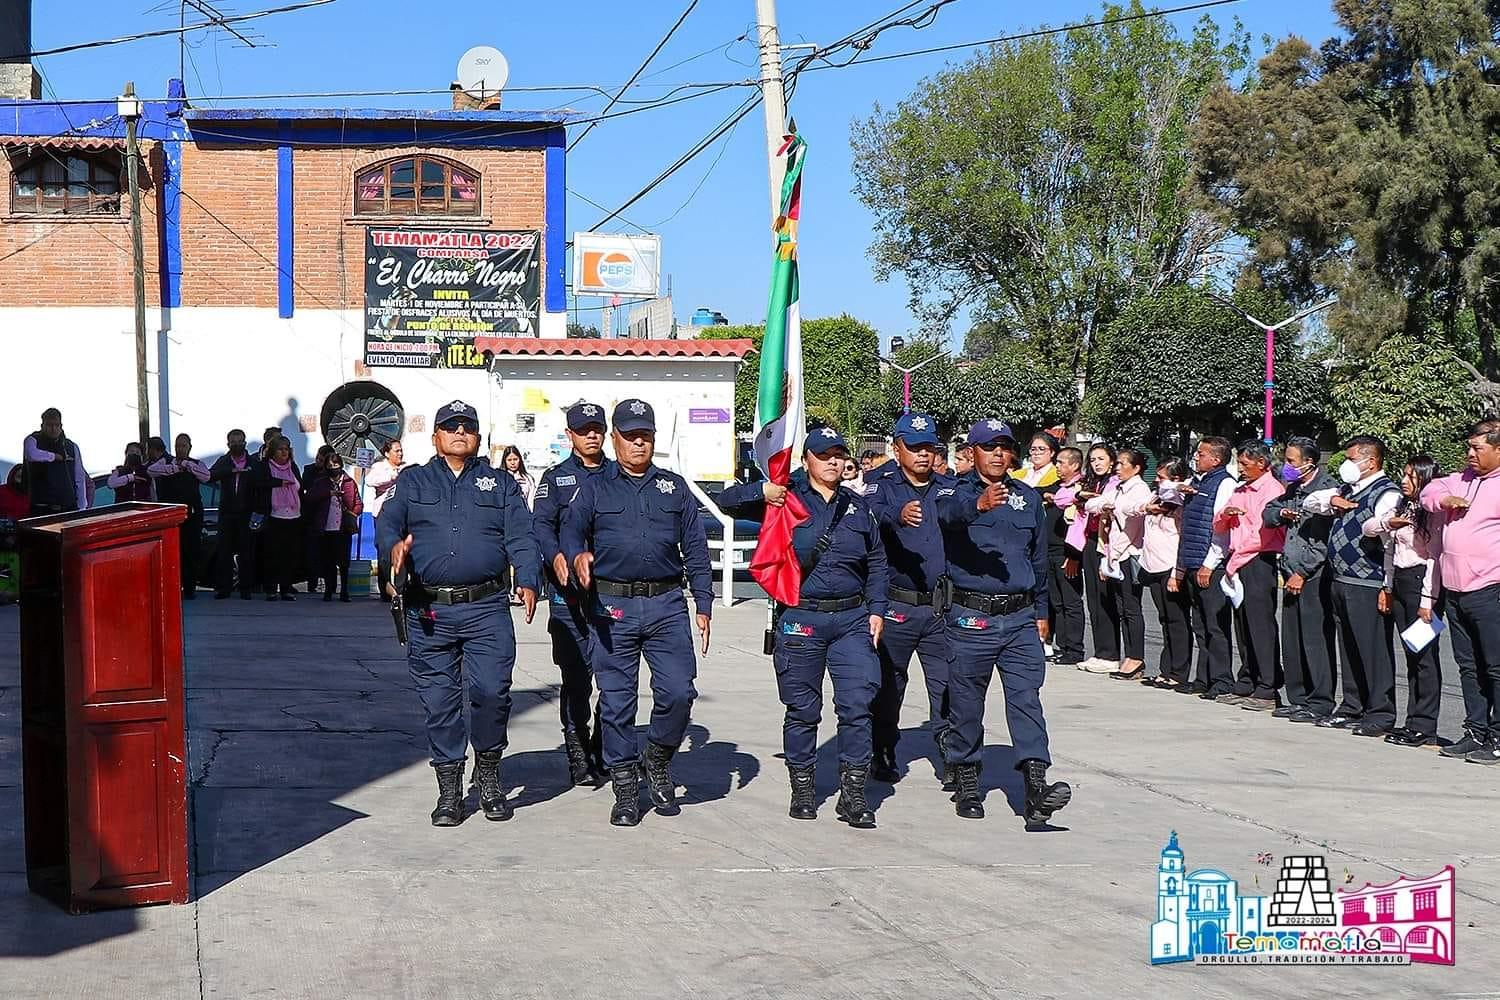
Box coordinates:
[0,596,1495,999]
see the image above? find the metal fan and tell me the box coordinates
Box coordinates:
[320,382,404,461]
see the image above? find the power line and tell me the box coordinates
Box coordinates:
[26,80,755,106]
[801,0,1244,71]
[569,0,700,153]
[3,0,337,60]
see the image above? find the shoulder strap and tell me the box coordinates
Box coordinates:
[800,490,855,578]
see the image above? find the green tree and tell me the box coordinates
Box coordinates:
[1193,0,1500,378]
[1084,286,1330,451]
[698,315,885,437]
[851,2,1248,369]
[1327,334,1480,473]
[566,322,601,338]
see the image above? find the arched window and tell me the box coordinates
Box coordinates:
[10,150,122,215]
[354,156,479,216]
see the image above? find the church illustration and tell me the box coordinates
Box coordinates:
[1150,831,1266,964]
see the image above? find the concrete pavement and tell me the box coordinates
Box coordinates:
[1,592,1497,999]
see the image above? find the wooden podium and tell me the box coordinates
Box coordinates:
[19,502,190,912]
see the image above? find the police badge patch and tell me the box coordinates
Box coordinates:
[655,478,676,494]
[475,476,497,492]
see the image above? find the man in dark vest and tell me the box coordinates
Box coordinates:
[1263,437,1339,724]
[1301,435,1399,736]
[22,407,88,516]
[150,434,212,599]
[1173,437,1236,698]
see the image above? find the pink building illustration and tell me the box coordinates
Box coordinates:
[1334,865,1456,965]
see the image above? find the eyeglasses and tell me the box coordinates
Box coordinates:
[1028,446,1052,454]
[438,421,480,435]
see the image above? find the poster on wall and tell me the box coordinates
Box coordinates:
[364,228,540,370]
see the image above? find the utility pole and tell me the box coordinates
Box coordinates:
[120,82,150,450]
[755,0,787,229]
[1209,293,1338,444]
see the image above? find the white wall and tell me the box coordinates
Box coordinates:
[1,305,734,484]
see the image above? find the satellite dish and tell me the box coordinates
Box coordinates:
[457,46,509,99]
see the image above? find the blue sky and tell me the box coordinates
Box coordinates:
[33,1,1341,346]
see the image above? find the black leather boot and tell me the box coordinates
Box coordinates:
[1021,758,1071,825]
[835,764,876,829]
[953,762,984,819]
[609,764,642,827]
[564,729,606,788]
[472,750,512,822]
[870,744,901,784]
[643,741,680,816]
[787,763,816,820]
[936,729,957,792]
[430,760,465,827]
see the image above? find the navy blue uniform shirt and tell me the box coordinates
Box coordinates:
[376,456,540,590]
[864,462,953,594]
[718,478,890,616]
[560,462,715,616]
[532,453,615,586]
[935,471,1050,617]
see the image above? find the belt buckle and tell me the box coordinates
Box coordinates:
[451,588,470,605]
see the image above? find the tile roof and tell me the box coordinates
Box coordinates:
[474,337,754,359]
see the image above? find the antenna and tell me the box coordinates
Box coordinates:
[457,46,509,99]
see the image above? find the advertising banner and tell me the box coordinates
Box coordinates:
[572,232,661,298]
[364,228,540,370]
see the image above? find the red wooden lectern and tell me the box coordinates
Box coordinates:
[19,502,190,912]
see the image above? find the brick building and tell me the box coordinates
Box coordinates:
[1,59,750,482]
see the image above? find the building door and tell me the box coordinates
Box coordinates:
[1196,921,1222,955]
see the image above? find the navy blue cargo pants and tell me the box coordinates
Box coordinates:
[873,601,951,753]
[587,591,698,768]
[406,593,517,766]
[944,605,1051,767]
[774,606,880,768]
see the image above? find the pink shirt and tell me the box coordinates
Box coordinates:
[1421,466,1500,592]
[1218,472,1286,576]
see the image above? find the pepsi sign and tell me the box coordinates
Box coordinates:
[572,233,660,297]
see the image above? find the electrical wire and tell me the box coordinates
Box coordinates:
[799,0,1244,71]
[569,0,700,153]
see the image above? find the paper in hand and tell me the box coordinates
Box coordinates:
[1220,572,1245,609]
[1401,615,1445,653]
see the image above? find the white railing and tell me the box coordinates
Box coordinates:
[669,433,754,607]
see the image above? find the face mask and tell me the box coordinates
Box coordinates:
[1280,462,1305,484]
[1338,459,1364,486]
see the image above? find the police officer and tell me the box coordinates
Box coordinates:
[936,419,1072,826]
[718,426,889,828]
[561,399,713,827]
[531,401,613,787]
[377,400,540,827]
[864,413,954,789]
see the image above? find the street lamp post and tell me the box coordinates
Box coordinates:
[880,338,947,414]
[1209,294,1338,444]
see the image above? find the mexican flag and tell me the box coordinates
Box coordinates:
[749,131,811,606]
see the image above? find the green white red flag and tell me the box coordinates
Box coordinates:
[749,131,811,606]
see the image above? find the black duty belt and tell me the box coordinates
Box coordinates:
[595,577,681,598]
[951,588,1034,616]
[789,594,864,613]
[416,579,504,605]
[889,585,937,607]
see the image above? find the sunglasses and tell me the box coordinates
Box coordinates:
[438,420,480,435]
